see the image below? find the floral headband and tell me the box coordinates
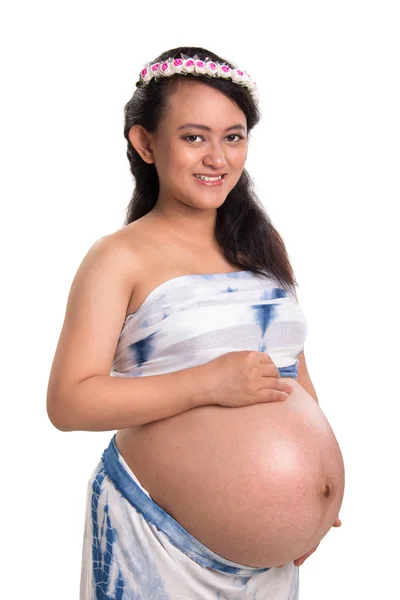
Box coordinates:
[136,55,260,107]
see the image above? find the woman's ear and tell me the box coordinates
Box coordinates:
[128,125,155,164]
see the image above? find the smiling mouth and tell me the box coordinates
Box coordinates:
[193,174,226,181]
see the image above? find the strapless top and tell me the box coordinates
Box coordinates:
[111,270,308,380]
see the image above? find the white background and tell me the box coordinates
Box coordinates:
[2,1,399,598]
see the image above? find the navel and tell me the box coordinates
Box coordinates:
[322,483,330,498]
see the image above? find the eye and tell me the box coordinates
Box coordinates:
[226,134,244,142]
[185,135,203,143]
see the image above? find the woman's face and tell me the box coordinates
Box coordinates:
[147,80,249,211]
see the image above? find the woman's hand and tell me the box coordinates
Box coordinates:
[201,350,295,407]
[278,516,342,568]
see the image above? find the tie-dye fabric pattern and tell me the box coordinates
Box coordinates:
[111,270,307,380]
[80,271,307,598]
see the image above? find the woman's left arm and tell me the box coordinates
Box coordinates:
[297,350,319,405]
[293,290,319,405]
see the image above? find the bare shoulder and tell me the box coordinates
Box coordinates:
[46,227,140,407]
[70,228,139,305]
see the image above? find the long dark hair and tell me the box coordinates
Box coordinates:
[123,46,298,296]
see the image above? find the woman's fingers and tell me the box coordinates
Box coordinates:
[293,544,319,567]
[280,516,342,569]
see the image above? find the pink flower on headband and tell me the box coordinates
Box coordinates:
[140,66,153,83]
[230,68,248,84]
[194,60,206,75]
[205,61,218,76]
[171,58,185,74]
[161,61,173,76]
[184,59,195,73]
[217,64,232,78]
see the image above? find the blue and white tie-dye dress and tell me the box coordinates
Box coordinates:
[79,270,308,599]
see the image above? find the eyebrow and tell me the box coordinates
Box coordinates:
[177,123,247,132]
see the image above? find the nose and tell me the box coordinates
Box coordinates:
[202,142,227,170]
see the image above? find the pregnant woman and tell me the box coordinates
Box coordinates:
[47,46,345,599]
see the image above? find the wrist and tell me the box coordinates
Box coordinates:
[188,362,213,408]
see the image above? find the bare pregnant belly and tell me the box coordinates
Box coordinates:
[115,378,345,568]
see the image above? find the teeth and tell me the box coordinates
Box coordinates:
[195,174,223,181]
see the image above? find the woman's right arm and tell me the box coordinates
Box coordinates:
[46,235,209,432]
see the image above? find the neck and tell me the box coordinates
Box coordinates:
[148,199,218,249]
